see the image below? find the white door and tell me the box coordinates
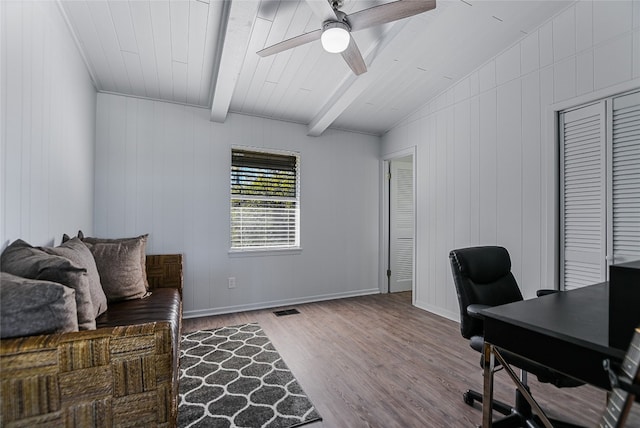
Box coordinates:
[559,102,607,290]
[608,91,640,266]
[389,156,414,293]
[559,91,640,290]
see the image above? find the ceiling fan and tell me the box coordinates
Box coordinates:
[257,0,436,75]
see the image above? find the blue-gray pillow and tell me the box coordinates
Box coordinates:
[77,232,150,293]
[83,238,149,302]
[41,238,108,317]
[0,272,78,339]
[0,240,95,330]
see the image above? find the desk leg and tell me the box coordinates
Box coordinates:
[493,349,554,428]
[482,343,495,428]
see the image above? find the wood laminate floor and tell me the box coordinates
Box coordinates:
[183,292,640,428]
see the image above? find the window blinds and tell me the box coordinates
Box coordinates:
[230,149,299,250]
[231,150,297,198]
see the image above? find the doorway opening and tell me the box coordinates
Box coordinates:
[381,149,415,301]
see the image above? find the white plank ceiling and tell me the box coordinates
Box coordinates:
[59,0,572,136]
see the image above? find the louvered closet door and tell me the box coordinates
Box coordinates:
[609,91,640,265]
[389,157,414,293]
[560,102,607,290]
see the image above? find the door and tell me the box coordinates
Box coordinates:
[559,102,607,290]
[559,90,640,290]
[608,90,640,266]
[389,156,414,293]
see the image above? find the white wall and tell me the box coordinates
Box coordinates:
[1,1,97,249]
[94,93,381,316]
[382,0,640,321]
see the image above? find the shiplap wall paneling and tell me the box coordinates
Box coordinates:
[453,100,471,249]
[1,1,96,248]
[446,107,458,312]
[414,122,427,307]
[496,80,523,282]
[539,66,556,289]
[435,109,450,313]
[521,72,543,292]
[413,118,422,307]
[3,1,23,245]
[593,2,635,90]
[416,118,430,308]
[95,94,380,316]
[469,96,481,246]
[426,116,438,308]
[478,90,498,245]
[382,0,640,320]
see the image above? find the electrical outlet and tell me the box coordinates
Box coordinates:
[228,277,236,289]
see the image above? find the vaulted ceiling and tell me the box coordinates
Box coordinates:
[59,0,572,136]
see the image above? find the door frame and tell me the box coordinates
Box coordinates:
[380,147,417,302]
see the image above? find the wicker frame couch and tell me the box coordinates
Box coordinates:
[0,254,183,428]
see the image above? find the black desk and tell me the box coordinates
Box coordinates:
[481,282,627,427]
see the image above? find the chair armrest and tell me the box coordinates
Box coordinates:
[467,304,491,319]
[146,254,183,296]
[536,289,559,297]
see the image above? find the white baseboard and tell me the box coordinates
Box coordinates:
[183,288,381,319]
[413,299,459,323]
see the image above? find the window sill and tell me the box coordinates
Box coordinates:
[228,247,302,257]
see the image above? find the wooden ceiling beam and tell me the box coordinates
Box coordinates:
[306,19,408,137]
[210,0,260,123]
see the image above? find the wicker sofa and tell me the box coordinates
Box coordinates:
[0,254,183,428]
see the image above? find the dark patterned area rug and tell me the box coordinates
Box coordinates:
[178,323,322,428]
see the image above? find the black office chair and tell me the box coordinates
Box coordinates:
[449,246,584,428]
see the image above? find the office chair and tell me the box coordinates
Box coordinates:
[449,246,584,428]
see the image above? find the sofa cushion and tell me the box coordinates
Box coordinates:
[0,272,79,339]
[1,240,96,330]
[41,238,108,317]
[95,288,181,330]
[83,237,149,302]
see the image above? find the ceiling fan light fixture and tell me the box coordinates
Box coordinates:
[321,21,350,53]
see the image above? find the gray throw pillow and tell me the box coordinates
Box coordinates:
[0,239,96,330]
[77,231,150,292]
[0,272,79,339]
[84,238,149,302]
[41,238,108,317]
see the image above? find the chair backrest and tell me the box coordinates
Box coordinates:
[449,246,524,339]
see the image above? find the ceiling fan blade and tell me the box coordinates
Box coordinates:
[305,0,339,22]
[341,36,367,75]
[257,29,322,57]
[347,0,436,32]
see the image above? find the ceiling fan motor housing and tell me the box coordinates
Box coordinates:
[321,20,351,53]
[322,20,350,33]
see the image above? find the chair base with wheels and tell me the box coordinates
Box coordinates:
[463,388,512,418]
[465,386,586,428]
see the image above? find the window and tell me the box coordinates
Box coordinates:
[559,90,640,290]
[230,148,300,251]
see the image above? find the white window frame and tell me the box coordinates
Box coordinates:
[229,146,301,255]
